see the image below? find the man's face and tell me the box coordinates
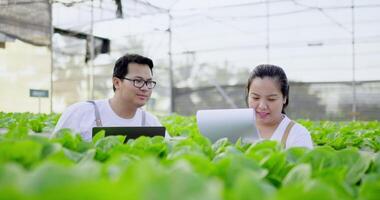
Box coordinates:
[114,63,154,108]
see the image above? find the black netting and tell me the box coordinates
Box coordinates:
[173,81,380,121]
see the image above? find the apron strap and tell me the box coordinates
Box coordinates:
[87,100,102,127]
[281,121,295,148]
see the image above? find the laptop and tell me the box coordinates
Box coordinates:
[92,126,166,142]
[196,108,259,143]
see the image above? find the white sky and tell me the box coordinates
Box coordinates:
[53,0,380,82]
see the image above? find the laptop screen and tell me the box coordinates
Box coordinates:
[196,108,259,143]
[92,126,166,142]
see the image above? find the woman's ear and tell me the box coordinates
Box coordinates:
[283,96,287,104]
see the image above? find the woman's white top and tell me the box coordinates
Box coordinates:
[258,115,313,149]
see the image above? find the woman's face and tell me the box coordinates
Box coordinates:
[247,77,286,126]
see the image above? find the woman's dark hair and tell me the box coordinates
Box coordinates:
[112,54,154,91]
[245,64,289,114]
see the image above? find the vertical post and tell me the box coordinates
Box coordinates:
[351,0,357,121]
[266,0,270,63]
[38,98,41,114]
[168,13,175,113]
[49,0,53,113]
[89,0,95,100]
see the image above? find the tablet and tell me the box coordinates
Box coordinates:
[196,108,259,143]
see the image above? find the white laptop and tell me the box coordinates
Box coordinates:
[196,108,259,143]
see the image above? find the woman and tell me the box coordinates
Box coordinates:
[246,64,313,149]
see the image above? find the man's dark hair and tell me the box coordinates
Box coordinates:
[245,64,289,114]
[112,54,154,91]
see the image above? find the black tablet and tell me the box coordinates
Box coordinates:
[92,126,166,142]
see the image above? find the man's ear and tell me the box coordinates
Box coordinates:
[113,77,121,90]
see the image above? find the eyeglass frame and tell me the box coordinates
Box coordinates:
[119,77,157,89]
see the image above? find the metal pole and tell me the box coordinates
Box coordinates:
[38,98,41,114]
[266,0,270,63]
[49,0,53,113]
[210,80,238,109]
[168,13,175,113]
[351,0,357,121]
[89,0,95,100]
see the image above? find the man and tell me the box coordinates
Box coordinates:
[53,54,164,141]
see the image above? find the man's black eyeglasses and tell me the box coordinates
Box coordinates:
[121,77,157,89]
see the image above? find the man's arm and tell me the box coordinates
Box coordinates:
[51,102,94,139]
[144,111,171,139]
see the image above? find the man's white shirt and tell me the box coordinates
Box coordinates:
[53,99,164,141]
